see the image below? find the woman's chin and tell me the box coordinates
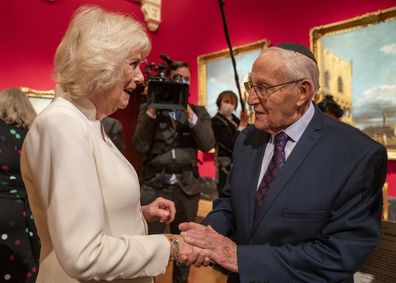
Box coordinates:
[119,92,130,109]
[118,101,129,109]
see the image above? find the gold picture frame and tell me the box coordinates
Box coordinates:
[197,39,271,119]
[310,7,396,159]
[21,87,54,114]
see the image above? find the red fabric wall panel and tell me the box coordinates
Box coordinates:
[1,0,395,193]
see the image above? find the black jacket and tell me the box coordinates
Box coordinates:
[132,103,215,195]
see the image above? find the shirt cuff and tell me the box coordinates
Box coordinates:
[188,113,198,127]
[237,125,246,131]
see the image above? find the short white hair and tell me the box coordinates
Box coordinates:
[270,47,320,93]
[54,5,151,99]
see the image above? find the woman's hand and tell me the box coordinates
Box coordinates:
[142,197,176,223]
[165,234,212,267]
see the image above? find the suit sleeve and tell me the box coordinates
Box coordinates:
[22,110,169,280]
[202,174,235,236]
[131,103,158,154]
[236,144,387,283]
[189,105,215,152]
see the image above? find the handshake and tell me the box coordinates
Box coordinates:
[142,197,238,273]
[165,222,238,273]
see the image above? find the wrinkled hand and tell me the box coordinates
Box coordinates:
[179,222,238,272]
[170,234,212,267]
[142,197,175,223]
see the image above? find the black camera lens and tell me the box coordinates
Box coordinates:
[147,80,189,110]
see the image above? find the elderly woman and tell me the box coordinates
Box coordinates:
[21,6,195,283]
[0,88,39,282]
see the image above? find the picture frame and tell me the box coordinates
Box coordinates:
[197,39,271,118]
[21,87,54,114]
[310,7,396,159]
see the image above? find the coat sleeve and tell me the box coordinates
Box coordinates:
[236,144,387,283]
[202,175,235,236]
[131,103,158,154]
[189,105,215,152]
[21,110,169,281]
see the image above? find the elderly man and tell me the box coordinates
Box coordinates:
[180,42,387,283]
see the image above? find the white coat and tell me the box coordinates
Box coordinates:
[21,88,169,283]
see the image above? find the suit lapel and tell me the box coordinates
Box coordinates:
[249,107,324,237]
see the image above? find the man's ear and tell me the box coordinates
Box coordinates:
[296,79,314,107]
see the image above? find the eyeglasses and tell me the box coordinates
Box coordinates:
[244,79,304,98]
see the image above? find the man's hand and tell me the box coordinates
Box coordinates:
[146,107,157,119]
[177,223,212,267]
[168,234,211,267]
[180,222,238,273]
[184,105,195,122]
[141,197,175,223]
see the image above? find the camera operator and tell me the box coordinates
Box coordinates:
[132,60,215,283]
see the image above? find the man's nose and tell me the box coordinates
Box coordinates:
[247,91,259,106]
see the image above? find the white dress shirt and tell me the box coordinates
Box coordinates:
[257,103,315,190]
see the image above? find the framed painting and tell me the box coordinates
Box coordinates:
[21,87,54,114]
[311,7,396,159]
[197,39,270,118]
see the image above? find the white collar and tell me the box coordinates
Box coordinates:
[54,85,97,121]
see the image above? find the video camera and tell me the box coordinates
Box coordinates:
[144,54,189,110]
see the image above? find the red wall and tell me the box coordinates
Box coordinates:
[1,0,395,193]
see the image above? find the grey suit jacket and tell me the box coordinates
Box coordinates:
[204,106,387,283]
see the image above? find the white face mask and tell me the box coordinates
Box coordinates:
[220,102,235,117]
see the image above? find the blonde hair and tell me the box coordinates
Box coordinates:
[54,5,151,99]
[0,88,37,128]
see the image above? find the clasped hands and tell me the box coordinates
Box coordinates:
[141,198,238,273]
[175,222,238,273]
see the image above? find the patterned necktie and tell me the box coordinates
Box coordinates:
[254,131,289,219]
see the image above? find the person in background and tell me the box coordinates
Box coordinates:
[212,90,248,196]
[103,116,125,154]
[180,42,387,283]
[20,6,199,283]
[132,60,215,283]
[0,88,40,283]
[318,94,344,120]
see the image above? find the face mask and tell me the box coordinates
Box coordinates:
[220,102,235,117]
